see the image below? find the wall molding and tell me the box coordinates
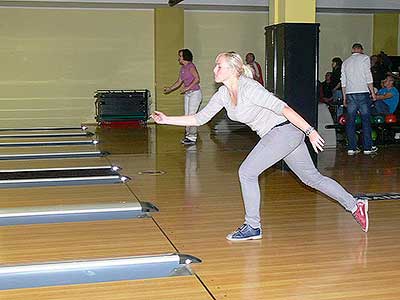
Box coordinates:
[1,0,399,12]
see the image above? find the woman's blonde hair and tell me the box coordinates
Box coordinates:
[216,51,254,79]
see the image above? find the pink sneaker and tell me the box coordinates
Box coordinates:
[353,199,369,232]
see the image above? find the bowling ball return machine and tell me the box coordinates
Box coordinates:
[325,103,400,146]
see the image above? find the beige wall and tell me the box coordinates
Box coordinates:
[155,8,184,114]
[0,8,154,127]
[317,13,373,81]
[373,13,398,55]
[270,0,316,24]
[184,11,268,103]
[185,11,376,100]
[0,7,396,128]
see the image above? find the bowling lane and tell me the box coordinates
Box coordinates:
[0,131,92,139]
[0,157,112,170]
[0,184,137,209]
[0,144,103,158]
[0,218,174,265]
[0,126,86,132]
[0,276,212,300]
[0,136,97,148]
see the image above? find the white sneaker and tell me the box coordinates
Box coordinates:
[347,149,361,156]
[363,146,378,155]
[181,138,196,145]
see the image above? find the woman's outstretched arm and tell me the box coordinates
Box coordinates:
[151,111,198,126]
[164,77,183,94]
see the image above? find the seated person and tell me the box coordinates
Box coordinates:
[319,72,342,122]
[371,75,399,115]
[371,55,387,90]
[319,72,334,103]
[331,57,343,103]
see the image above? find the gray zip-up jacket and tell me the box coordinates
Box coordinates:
[194,76,288,138]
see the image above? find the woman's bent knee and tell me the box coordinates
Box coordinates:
[238,165,258,182]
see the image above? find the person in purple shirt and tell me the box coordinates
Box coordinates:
[164,49,202,145]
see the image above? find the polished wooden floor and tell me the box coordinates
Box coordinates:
[1,124,400,299]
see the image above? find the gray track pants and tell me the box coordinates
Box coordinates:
[238,123,357,229]
[184,89,202,141]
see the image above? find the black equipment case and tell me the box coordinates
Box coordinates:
[94,89,151,123]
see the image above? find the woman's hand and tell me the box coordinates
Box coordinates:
[151,111,168,124]
[163,87,171,94]
[308,130,325,153]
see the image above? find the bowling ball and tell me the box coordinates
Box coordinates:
[385,114,397,123]
[355,115,361,125]
[370,116,375,124]
[356,131,361,142]
[338,114,346,125]
[371,129,377,141]
[374,115,385,124]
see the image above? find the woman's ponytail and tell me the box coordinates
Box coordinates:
[216,52,252,78]
[242,64,254,79]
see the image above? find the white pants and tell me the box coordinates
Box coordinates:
[184,89,202,141]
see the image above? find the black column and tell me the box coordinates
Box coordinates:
[265,23,320,167]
